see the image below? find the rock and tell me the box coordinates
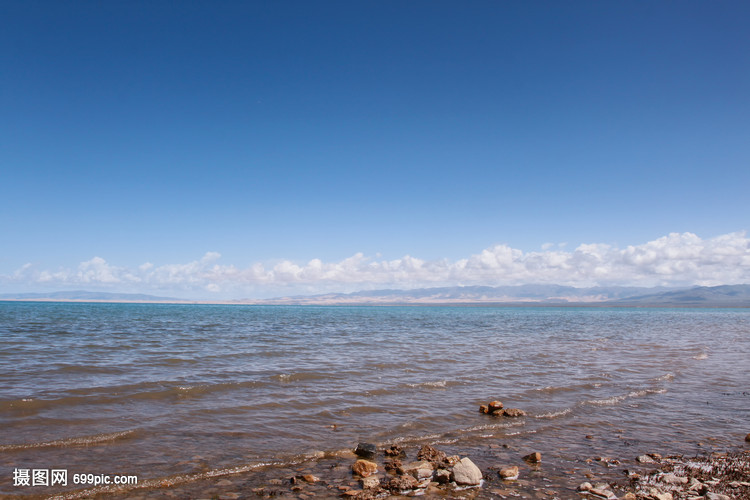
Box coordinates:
[384,444,404,457]
[352,459,378,477]
[452,457,483,486]
[586,435,594,439]
[647,488,673,500]
[622,493,637,500]
[706,494,731,500]
[417,445,447,464]
[498,466,519,480]
[589,488,615,499]
[490,409,504,416]
[444,455,461,466]
[577,482,593,491]
[479,404,489,414]
[745,433,750,442]
[360,475,380,489]
[301,474,319,483]
[660,472,688,485]
[503,408,526,417]
[488,400,504,412]
[434,469,451,484]
[355,442,377,459]
[383,459,401,473]
[637,454,656,463]
[383,474,419,493]
[523,452,542,463]
[648,453,662,460]
[399,460,433,480]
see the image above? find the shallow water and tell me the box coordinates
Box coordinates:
[1,302,748,496]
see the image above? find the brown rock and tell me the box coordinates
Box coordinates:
[360,475,380,489]
[523,452,542,463]
[383,459,401,473]
[383,475,419,493]
[352,459,378,477]
[498,466,519,480]
[479,404,489,414]
[398,460,433,479]
[745,433,750,442]
[384,444,404,457]
[302,474,319,483]
[488,400,504,412]
[503,408,526,417]
[434,469,451,484]
[417,445,447,464]
[490,409,504,417]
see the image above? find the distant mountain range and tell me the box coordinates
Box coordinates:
[2,284,749,306]
[250,284,750,307]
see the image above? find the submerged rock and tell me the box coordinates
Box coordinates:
[503,408,526,417]
[352,459,378,477]
[452,457,483,486]
[523,452,542,463]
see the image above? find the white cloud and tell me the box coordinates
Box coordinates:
[3,231,750,296]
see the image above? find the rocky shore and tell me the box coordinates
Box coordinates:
[49,403,749,499]
[61,441,750,500]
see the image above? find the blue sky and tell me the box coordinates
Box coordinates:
[2,1,749,298]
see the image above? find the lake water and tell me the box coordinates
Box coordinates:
[1,302,748,497]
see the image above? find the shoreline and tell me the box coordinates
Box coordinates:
[38,440,750,500]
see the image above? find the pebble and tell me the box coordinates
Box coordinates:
[637,454,657,463]
[745,433,750,442]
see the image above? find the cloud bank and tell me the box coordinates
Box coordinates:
[5,231,750,298]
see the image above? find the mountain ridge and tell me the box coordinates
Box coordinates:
[2,285,749,306]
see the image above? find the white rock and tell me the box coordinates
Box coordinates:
[452,457,482,486]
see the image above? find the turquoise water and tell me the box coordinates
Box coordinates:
[1,302,748,496]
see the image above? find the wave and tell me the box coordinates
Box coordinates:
[586,388,667,406]
[534,407,573,419]
[0,380,269,413]
[271,372,334,383]
[0,430,137,452]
